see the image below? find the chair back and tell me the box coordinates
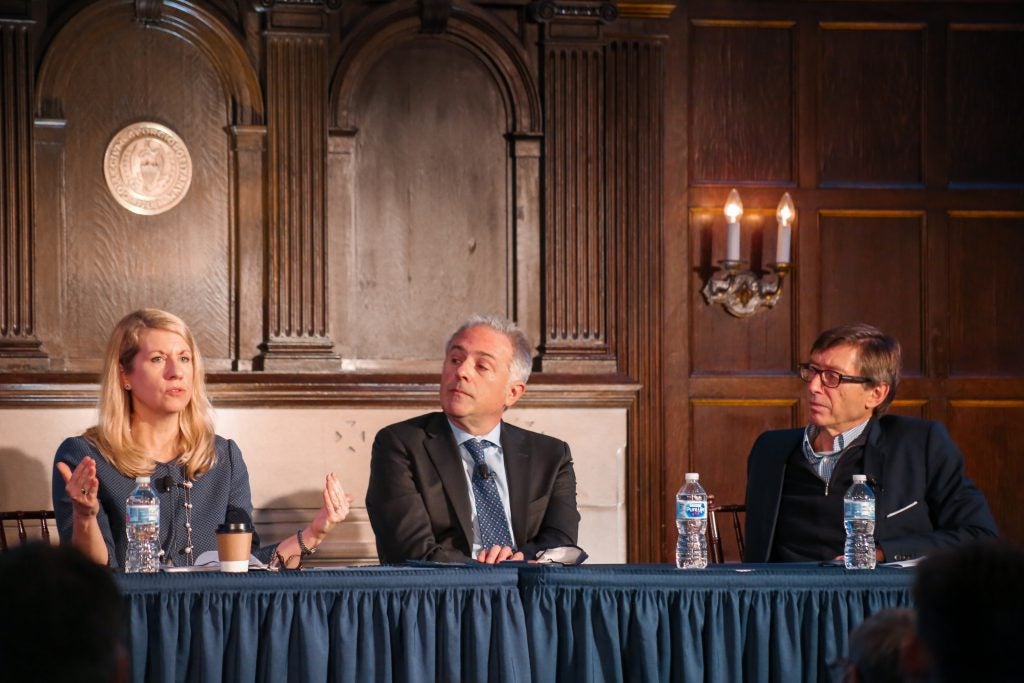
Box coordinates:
[0,510,57,551]
[707,499,746,563]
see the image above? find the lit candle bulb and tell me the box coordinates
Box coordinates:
[724,188,743,262]
[775,192,795,264]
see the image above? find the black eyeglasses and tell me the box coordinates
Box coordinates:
[798,363,872,389]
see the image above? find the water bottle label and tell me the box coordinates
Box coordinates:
[844,500,874,520]
[127,505,158,525]
[677,500,707,520]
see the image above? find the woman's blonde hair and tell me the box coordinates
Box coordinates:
[84,309,216,479]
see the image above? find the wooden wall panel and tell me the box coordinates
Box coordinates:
[345,39,508,362]
[690,22,795,184]
[606,37,666,561]
[819,213,924,374]
[47,24,232,366]
[818,24,924,187]
[948,26,1024,186]
[947,402,1024,545]
[947,214,1024,375]
[887,400,928,420]
[690,400,797,560]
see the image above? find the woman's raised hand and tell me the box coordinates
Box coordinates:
[57,456,100,518]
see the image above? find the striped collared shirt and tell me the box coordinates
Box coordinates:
[802,419,871,484]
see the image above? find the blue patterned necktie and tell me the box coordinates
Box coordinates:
[464,438,514,549]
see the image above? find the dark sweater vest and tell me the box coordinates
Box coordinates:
[770,438,867,562]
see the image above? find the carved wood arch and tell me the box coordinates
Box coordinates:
[35,0,263,125]
[329,0,540,135]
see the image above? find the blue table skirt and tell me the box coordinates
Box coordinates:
[117,564,914,683]
[118,567,531,683]
[518,564,914,683]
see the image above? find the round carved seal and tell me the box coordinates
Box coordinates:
[104,122,192,215]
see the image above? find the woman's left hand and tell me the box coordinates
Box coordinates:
[308,472,353,541]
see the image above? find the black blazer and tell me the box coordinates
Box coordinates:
[744,415,998,563]
[366,412,580,563]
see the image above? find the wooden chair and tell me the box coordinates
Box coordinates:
[707,498,746,563]
[0,510,57,551]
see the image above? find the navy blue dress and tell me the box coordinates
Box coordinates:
[52,435,277,569]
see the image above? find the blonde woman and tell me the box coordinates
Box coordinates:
[52,309,351,570]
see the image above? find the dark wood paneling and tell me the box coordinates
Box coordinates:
[947,402,1024,545]
[819,212,924,374]
[948,26,1024,187]
[690,400,797,560]
[947,213,1024,375]
[55,25,232,364]
[887,400,928,420]
[345,38,508,361]
[689,21,795,185]
[818,24,924,187]
[606,37,666,562]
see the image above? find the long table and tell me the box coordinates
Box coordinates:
[117,564,914,683]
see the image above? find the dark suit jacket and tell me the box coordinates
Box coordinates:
[366,412,580,563]
[744,415,998,563]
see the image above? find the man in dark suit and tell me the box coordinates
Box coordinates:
[367,315,580,564]
[744,323,997,563]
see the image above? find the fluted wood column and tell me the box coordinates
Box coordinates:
[256,3,339,370]
[0,15,45,366]
[540,35,615,372]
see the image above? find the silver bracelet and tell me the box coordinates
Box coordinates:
[296,528,318,556]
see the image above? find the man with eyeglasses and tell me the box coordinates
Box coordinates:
[744,323,997,564]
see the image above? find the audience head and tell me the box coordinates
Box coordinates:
[908,540,1024,683]
[0,542,127,682]
[833,608,916,683]
[810,323,901,416]
[441,315,533,434]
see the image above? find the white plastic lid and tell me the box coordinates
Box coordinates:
[852,474,867,482]
[685,472,700,481]
[136,476,151,484]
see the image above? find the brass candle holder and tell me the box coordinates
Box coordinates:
[701,261,791,318]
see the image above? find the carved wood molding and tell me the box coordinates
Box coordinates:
[0,373,639,408]
[615,1,676,20]
[529,1,618,24]
[35,0,263,124]
[330,0,541,134]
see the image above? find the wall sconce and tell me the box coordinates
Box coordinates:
[701,189,795,318]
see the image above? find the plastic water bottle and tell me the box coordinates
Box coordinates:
[125,476,160,573]
[676,472,708,569]
[844,474,876,570]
